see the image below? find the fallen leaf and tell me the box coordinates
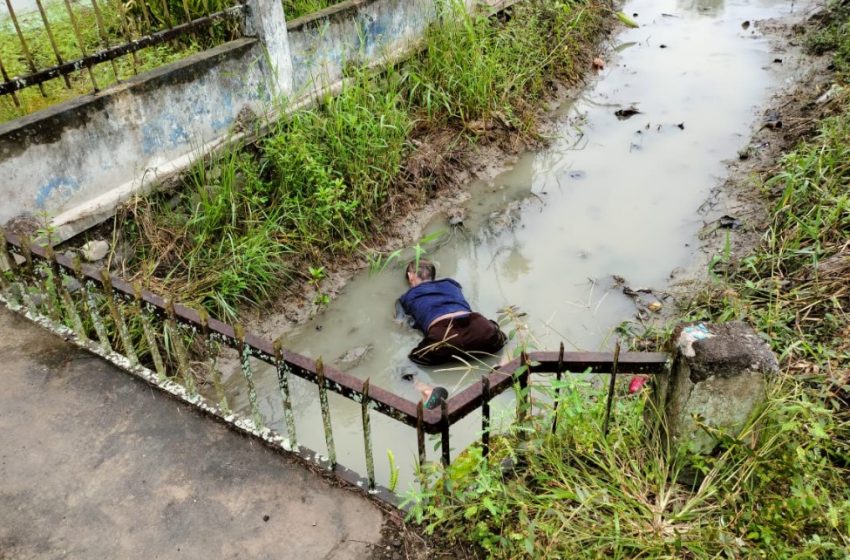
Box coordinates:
[615,107,641,119]
[616,11,639,28]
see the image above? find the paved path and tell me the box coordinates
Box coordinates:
[0,307,385,559]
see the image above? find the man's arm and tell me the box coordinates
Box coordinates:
[394,298,415,328]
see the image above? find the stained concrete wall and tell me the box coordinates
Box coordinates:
[0,0,451,241]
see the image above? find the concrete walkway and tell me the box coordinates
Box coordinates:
[0,307,385,559]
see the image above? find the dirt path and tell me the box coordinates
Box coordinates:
[0,306,385,560]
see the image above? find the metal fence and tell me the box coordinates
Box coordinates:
[0,0,245,108]
[0,228,668,504]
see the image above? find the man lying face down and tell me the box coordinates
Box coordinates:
[396,259,507,408]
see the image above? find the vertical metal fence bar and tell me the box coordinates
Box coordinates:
[361,378,375,491]
[602,342,621,436]
[167,299,198,397]
[0,229,20,301]
[89,0,121,81]
[440,399,450,466]
[115,0,141,73]
[233,324,262,427]
[517,351,531,423]
[71,257,106,347]
[61,0,100,91]
[159,0,174,29]
[18,236,40,314]
[100,269,138,365]
[137,0,153,33]
[481,375,491,460]
[552,342,564,434]
[416,400,425,468]
[135,282,166,382]
[0,55,21,106]
[34,0,74,89]
[316,359,337,469]
[199,309,229,414]
[46,245,81,334]
[4,0,48,97]
[273,340,298,448]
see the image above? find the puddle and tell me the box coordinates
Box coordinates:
[222,0,804,492]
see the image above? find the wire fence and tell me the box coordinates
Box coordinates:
[0,228,669,503]
[0,0,245,120]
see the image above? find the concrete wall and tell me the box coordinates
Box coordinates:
[0,0,451,241]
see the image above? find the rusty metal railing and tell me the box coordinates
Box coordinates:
[0,228,668,503]
[0,0,245,106]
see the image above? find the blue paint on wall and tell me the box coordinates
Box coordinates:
[36,176,81,208]
[141,116,191,156]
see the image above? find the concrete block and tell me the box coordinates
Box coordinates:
[660,321,778,455]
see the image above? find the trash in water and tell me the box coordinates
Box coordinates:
[741,20,751,30]
[773,58,783,64]
[677,122,685,130]
[660,44,668,49]
[647,301,663,313]
[615,107,641,120]
[718,215,743,230]
[592,57,605,70]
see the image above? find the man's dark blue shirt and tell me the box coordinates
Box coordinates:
[398,278,471,333]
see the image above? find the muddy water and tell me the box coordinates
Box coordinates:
[224,0,800,491]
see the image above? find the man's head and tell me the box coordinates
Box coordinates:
[406,259,436,287]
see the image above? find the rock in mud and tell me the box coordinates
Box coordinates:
[81,240,109,262]
[447,207,466,227]
[337,344,373,371]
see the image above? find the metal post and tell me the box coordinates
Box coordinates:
[602,342,621,436]
[47,245,85,337]
[361,378,375,491]
[416,400,426,467]
[481,375,491,459]
[3,0,48,97]
[518,351,531,423]
[0,55,20,106]
[100,269,138,365]
[135,282,166,381]
[440,399,450,466]
[234,324,262,427]
[34,0,74,88]
[61,0,100,91]
[552,342,564,434]
[89,0,121,81]
[199,309,229,414]
[316,359,336,469]
[273,339,297,448]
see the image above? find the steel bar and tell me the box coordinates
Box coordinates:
[552,342,564,434]
[0,5,247,96]
[602,342,621,436]
[416,400,426,467]
[61,0,100,91]
[0,55,20,106]
[316,359,337,468]
[135,282,166,382]
[234,324,262,427]
[89,0,121,81]
[100,269,138,365]
[200,309,229,414]
[115,0,142,73]
[440,400,451,466]
[361,378,376,490]
[46,245,84,336]
[273,339,298,449]
[167,299,198,397]
[34,0,74,88]
[4,0,48,96]
[481,375,491,459]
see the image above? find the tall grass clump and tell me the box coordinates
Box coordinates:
[405,0,604,127]
[122,69,410,319]
[407,375,850,558]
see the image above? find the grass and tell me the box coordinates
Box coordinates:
[404,3,850,557]
[117,0,609,321]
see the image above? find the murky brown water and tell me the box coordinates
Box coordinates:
[224,0,803,492]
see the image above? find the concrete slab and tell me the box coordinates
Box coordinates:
[0,307,384,559]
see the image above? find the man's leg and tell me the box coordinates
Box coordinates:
[408,321,461,365]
